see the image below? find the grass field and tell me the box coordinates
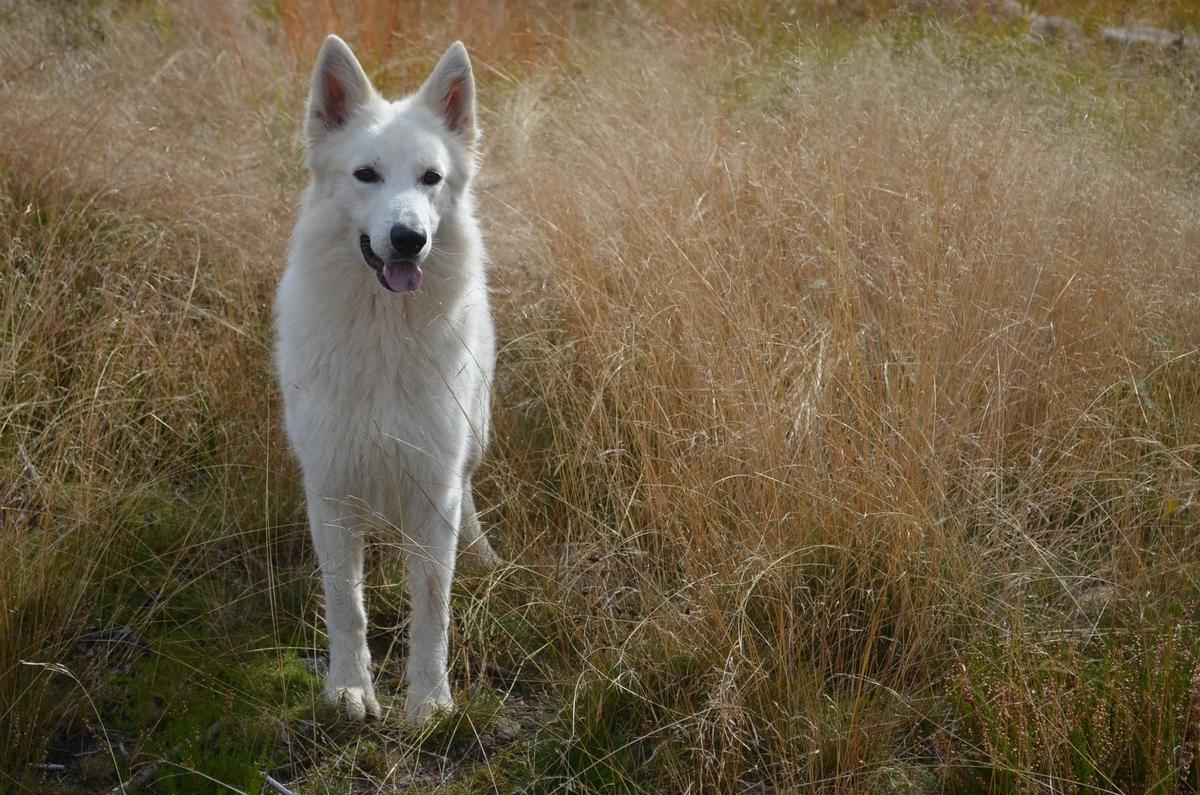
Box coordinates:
[1,1,1199,792]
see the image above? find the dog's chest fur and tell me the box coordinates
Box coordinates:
[275,250,489,510]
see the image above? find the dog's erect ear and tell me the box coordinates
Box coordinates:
[417,41,477,140]
[306,35,373,143]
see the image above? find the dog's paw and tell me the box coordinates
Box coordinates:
[404,689,453,726]
[325,684,382,721]
[458,536,502,573]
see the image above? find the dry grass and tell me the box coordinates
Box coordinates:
[1,1,1198,792]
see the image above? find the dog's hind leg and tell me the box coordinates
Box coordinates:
[310,497,380,719]
[457,483,499,572]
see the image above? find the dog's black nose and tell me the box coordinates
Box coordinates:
[390,225,427,258]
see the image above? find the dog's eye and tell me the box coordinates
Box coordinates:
[420,170,442,186]
[353,167,381,183]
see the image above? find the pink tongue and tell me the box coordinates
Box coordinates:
[383,261,423,293]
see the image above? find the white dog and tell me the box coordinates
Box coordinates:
[274,35,497,724]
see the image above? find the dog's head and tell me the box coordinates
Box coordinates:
[303,36,478,294]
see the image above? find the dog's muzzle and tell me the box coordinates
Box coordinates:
[359,233,423,293]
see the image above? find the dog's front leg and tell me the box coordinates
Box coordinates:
[309,498,380,719]
[400,482,461,725]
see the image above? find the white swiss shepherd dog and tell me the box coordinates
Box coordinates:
[274,35,498,724]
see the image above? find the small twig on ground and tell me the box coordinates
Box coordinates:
[16,443,41,484]
[262,772,299,795]
[174,487,196,511]
[1101,25,1185,50]
[108,720,222,794]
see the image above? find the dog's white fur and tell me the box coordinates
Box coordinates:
[274,36,496,724]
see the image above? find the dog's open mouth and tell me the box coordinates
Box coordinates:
[359,234,423,294]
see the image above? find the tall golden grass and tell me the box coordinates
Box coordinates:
[1,0,1198,791]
